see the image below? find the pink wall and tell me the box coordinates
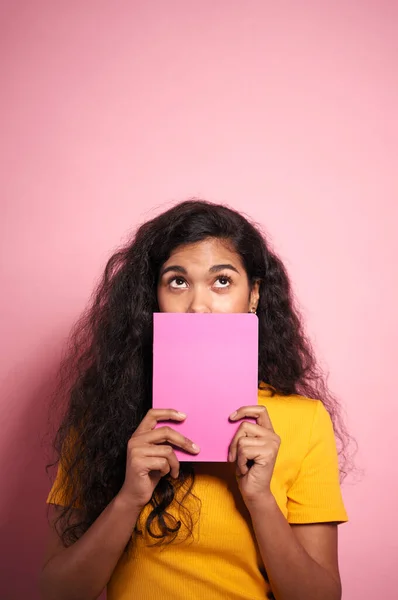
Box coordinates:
[1,1,397,598]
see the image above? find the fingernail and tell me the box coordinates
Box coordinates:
[192,443,200,452]
[177,412,187,418]
[230,411,237,419]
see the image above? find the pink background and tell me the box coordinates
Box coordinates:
[1,1,397,598]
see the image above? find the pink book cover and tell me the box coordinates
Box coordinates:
[152,313,259,461]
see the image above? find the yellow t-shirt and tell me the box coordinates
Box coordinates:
[47,388,348,600]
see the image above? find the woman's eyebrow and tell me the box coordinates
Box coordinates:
[209,264,240,274]
[160,265,187,277]
[160,263,240,277]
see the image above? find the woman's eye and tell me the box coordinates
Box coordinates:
[214,276,231,288]
[169,277,188,289]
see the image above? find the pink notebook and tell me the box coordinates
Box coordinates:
[152,313,259,461]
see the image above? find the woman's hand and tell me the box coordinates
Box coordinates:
[118,409,200,510]
[228,405,280,509]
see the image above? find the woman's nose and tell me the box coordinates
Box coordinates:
[187,287,212,313]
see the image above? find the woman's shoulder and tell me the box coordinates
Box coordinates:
[257,384,331,441]
[258,383,320,412]
[257,385,339,478]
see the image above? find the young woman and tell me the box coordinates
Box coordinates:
[41,200,348,600]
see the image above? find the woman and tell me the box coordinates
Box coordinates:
[41,200,349,600]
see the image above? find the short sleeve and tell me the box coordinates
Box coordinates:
[46,432,82,508]
[47,460,73,507]
[287,401,348,524]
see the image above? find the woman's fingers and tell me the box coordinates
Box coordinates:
[144,457,172,478]
[130,424,200,456]
[228,420,271,462]
[132,408,200,455]
[229,405,274,431]
[135,408,187,434]
[133,444,180,478]
[126,409,199,488]
[235,436,279,473]
[145,426,200,454]
[236,442,266,475]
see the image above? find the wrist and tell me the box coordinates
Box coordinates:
[245,490,278,516]
[114,489,144,517]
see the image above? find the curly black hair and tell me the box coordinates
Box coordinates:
[47,199,350,548]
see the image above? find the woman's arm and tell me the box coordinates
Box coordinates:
[40,494,141,600]
[229,405,342,600]
[249,496,341,600]
[41,408,199,600]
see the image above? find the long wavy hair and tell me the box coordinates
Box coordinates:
[47,199,350,548]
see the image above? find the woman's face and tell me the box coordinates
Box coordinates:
[157,238,260,314]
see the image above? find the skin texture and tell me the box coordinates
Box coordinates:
[41,238,341,600]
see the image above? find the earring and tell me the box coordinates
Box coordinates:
[249,307,257,315]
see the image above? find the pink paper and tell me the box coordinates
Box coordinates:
[152,313,259,461]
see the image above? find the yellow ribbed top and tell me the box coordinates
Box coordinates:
[47,389,348,599]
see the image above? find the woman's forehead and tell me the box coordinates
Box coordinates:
[164,238,240,264]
